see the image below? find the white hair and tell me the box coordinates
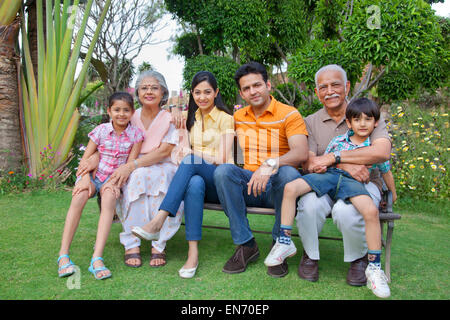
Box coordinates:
[134,70,169,106]
[314,64,348,89]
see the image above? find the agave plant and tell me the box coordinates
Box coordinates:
[0,0,21,25]
[20,0,111,176]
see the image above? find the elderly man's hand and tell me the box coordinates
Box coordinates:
[308,153,335,171]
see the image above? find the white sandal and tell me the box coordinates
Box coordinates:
[179,264,198,279]
[131,226,160,241]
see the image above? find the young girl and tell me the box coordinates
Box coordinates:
[130,71,234,278]
[264,98,396,298]
[57,92,144,280]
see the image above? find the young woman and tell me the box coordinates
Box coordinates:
[131,71,234,278]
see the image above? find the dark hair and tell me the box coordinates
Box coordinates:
[346,97,380,121]
[108,91,134,109]
[234,61,268,89]
[186,71,232,132]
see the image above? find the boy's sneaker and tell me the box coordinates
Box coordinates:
[365,264,391,298]
[264,238,297,267]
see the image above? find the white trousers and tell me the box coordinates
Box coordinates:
[295,182,381,262]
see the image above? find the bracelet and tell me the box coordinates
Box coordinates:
[133,159,138,169]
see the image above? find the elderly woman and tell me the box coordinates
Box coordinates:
[106,70,184,268]
[130,71,234,278]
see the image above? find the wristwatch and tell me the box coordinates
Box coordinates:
[263,158,278,170]
[333,150,341,164]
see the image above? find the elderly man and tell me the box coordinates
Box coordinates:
[296,64,391,285]
[214,61,309,277]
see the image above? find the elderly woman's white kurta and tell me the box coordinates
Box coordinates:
[118,124,184,253]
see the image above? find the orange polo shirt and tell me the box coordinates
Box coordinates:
[234,96,308,171]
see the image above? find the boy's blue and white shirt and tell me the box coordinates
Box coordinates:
[324,129,391,173]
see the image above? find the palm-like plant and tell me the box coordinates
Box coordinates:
[20,0,111,176]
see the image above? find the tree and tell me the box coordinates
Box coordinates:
[83,0,166,96]
[167,0,447,107]
[288,0,448,103]
[183,55,239,109]
[0,0,22,170]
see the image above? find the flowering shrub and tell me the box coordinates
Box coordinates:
[388,103,448,200]
[0,145,64,195]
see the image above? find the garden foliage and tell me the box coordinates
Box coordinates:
[388,102,448,200]
[182,55,239,109]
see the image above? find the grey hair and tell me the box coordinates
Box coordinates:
[314,64,348,89]
[134,70,169,106]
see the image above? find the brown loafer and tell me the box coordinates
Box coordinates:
[346,253,368,286]
[298,250,319,282]
[222,244,260,274]
[267,259,288,278]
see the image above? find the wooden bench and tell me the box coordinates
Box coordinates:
[198,189,401,282]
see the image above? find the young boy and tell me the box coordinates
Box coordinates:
[264,97,396,298]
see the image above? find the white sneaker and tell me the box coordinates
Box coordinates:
[365,264,391,298]
[264,239,297,267]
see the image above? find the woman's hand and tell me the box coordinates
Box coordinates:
[170,107,186,129]
[109,163,133,188]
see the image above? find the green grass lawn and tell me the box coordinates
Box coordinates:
[0,190,448,300]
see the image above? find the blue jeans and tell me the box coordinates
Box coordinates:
[214,164,301,245]
[159,154,219,241]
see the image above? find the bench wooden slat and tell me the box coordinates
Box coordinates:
[204,203,401,221]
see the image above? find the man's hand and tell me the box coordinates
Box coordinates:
[336,163,370,183]
[247,164,272,197]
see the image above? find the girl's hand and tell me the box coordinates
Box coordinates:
[72,175,93,196]
[77,153,99,177]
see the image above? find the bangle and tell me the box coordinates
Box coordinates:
[133,159,138,169]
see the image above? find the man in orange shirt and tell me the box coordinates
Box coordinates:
[214,62,309,277]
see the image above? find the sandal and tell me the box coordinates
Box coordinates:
[57,254,77,278]
[88,257,112,280]
[124,252,142,268]
[149,252,167,268]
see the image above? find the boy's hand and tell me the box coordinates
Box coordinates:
[391,191,397,203]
